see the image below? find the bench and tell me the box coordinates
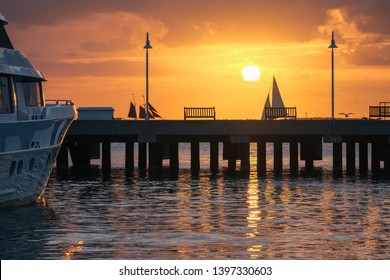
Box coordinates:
[184,107,216,120]
[264,107,297,120]
[369,103,390,119]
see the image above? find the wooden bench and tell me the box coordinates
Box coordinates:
[369,103,390,119]
[184,107,216,120]
[264,107,297,120]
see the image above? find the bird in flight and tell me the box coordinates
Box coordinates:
[339,112,354,118]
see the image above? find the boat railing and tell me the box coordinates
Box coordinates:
[265,107,296,120]
[46,99,74,106]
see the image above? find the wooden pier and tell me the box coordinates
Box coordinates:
[58,119,390,176]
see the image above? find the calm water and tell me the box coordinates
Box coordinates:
[1,143,390,259]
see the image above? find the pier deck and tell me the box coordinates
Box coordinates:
[60,119,390,175]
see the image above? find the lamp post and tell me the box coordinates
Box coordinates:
[329,31,338,120]
[144,32,152,120]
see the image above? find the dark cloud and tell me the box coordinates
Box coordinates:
[349,45,390,66]
[3,0,390,66]
[1,0,164,27]
[80,25,137,52]
[37,58,178,78]
[343,0,390,35]
[2,1,389,43]
[0,1,348,43]
[38,59,144,77]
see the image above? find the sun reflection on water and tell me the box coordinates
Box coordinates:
[246,178,261,236]
[62,240,84,260]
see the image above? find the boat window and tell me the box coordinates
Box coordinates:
[19,81,43,107]
[0,76,12,114]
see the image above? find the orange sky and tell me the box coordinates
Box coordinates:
[3,1,390,119]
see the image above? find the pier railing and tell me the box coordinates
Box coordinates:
[184,107,216,120]
[264,107,296,120]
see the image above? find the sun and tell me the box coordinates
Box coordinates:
[242,65,261,81]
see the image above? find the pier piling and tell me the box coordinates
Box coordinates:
[68,141,91,169]
[301,137,322,172]
[239,143,250,174]
[333,142,343,174]
[384,143,390,172]
[346,142,356,175]
[210,141,219,174]
[169,142,179,175]
[56,144,69,171]
[257,140,266,175]
[226,142,237,175]
[371,142,381,173]
[102,142,111,173]
[138,143,147,173]
[191,141,200,174]
[273,141,283,173]
[289,142,299,172]
[359,142,368,174]
[125,141,134,174]
[148,142,163,176]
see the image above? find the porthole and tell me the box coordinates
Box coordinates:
[9,161,16,176]
[17,160,23,174]
[29,158,35,172]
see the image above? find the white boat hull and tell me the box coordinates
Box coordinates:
[0,14,76,207]
[0,117,73,207]
[0,146,57,207]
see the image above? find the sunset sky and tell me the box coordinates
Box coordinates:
[2,0,390,119]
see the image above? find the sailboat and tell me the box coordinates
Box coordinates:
[148,103,162,118]
[128,102,137,119]
[127,99,162,119]
[138,105,146,119]
[261,76,287,120]
[261,94,271,120]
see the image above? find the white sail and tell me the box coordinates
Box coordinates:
[271,76,285,108]
[261,94,271,120]
[261,76,287,120]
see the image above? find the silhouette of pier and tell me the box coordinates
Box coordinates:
[58,119,390,176]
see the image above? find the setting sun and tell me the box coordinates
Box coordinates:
[242,65,261,82]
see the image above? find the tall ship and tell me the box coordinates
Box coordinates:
[0,14,76,207]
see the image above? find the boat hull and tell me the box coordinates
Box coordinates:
[0,15,76,207]
[0,146,58,207]
[0,117,73,207]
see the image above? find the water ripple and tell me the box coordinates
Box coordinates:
[1,169,389,259]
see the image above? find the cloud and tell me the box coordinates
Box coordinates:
[77,12,167,53]
[1,1,335,45]
[39,60,142,77]
[3,0,389,48]
[3,0,390,68]
[6,12,166,59]
[342,0,390,36]
[348,44,390,66]
[318,7,390,66]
